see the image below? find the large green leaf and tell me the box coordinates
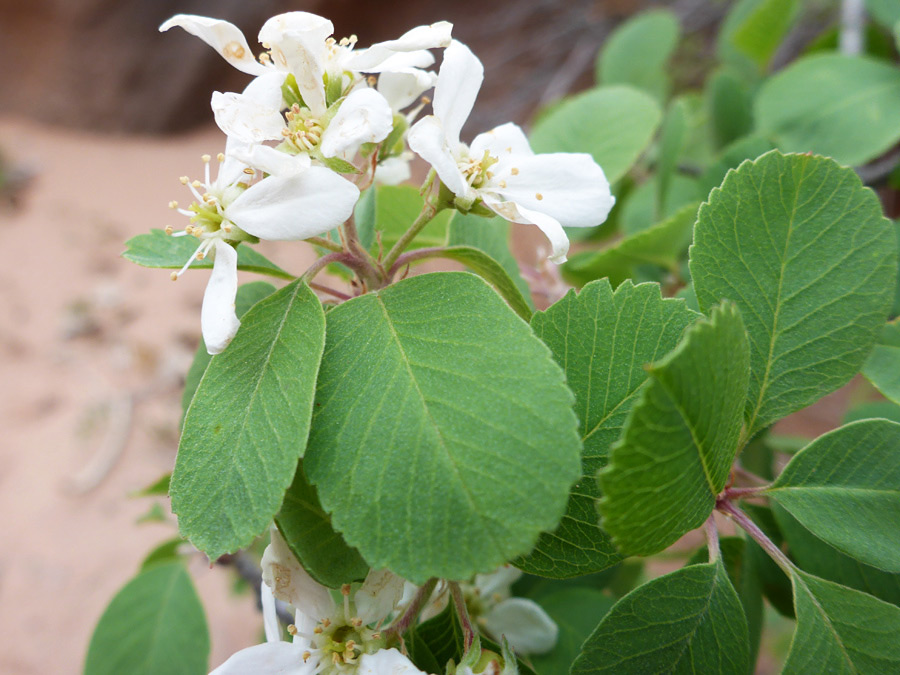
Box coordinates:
[690,151,897,437]
[84,562,209,675]
[180,282,277,416]
[595,9,680,101]
[447,212,533,310]
[774,504,900,607]
[172,280,325,560]
[862,318,900,406]
[755,54,900,166]
[303,272,581,583]
[563,202,699,287]
[401,246,533,321]
[766,419,900,573]
[571,560,749,674]
[531,588,615,675]
[123,229,293,280]
[530,86,662,184]
[275,461,369,589]
[730,0,800,69]
[784,570,900,673]
[599,303,749,556]
[517,280,698,577]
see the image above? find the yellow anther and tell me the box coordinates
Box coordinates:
[259,52,271,64]
[223,224,233,233]
[332,653,341,665]
[322,618,332,628]
[302,651,311,662]
[371,632,381,640]
[351,617,363,627]
[217,153,225,162]
[287,624,298,636]
[243,168,255,175]
[326,37,336,46]
[421,96,431,105]
[339,37,349,46]
[168,200,178,209]
[314,626,323,634]
[165,225,174,235]
[201,154,211,163]
[499,180,507,188]
[349,34,358,43]
[191,180,203,188]
[536,192,544,200]
[170,271,178,281]
[346,640,357,650]
[367,75,377,86]
[196,251,205,260]
[511,167,519,175]
[179,176,189,184]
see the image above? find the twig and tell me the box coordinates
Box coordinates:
[717,500,794,575]
[449,581,475,651]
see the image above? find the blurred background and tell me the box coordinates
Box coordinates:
[0,0,869,672]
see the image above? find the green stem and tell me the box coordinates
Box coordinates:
[305,236,343,253]
[381,201,442,272]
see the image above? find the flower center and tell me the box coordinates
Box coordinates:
[461,149,499,189]
[283,103,326,153]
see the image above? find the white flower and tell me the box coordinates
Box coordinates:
[168,144,358,354]
[211,528,429,675]
[407,41,615,263]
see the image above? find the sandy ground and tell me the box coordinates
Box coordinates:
[0,117,322,673]
[0,116,852,674]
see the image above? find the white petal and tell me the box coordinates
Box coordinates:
[407,115,470,198]
[261,528,334,621]
[209,642,314,675]
[357,649,428,675]
[228,168,359,240]
[378,69,436,112]
[230,144,311,177]
[484,197,570,264]
[159,14,267,76]
[474,564,523,599]
[261,582,281,644]
[242,71,287,111]
[201,240,240,355]
[433,40,483,147]
[345,21,452,71]
[259,12,332,116]
[376,50,436,72]
[320,88,393,158]
[216,138,252,189]
[483,597,559,655]
[490,153,614,229]
[375,155,412,185]
[355,569,406,625]
[470,123,533,160]
[211,91,285,144]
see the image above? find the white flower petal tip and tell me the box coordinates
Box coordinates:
[408,116,469,197]
[158,15,267,77]
[209,641,315,675]
[211,91,285,144]
[320,88,393,158]
[358,649,429,675]
[433,40,484,147]
[483,597,559,655]
[201,241,240,355]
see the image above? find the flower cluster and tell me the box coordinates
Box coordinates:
[160,11,613,356]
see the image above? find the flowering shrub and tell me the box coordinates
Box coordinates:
[86,5,900,674]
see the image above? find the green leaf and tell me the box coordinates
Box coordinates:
[563,202,699,287]
[862,318,900,406]
[530,588,615,675]
[843,399,900,426]
[730,0,800,68]
[657,98,689,210]
[370,184,452,251]
[755,54,900,166]
[517,279,698,576]
[304,272,581,582]
[600,302,750,556]
[402,246,533,321]
[690,150,897,436]
[139,538,184,571]
[620,174,702,236]
[766,419,900,573]
[447,212,533,310]
[275,461,369,589]
[706,69,755,150]
[784,570,900,673]
[865,0,900,30]
[181,282,277,417]
[132,473,171,498]
[172,280,325,560]
[688,537,764,671]
[84,562,209,675]
[774,504,900,607]
[596,9,680,101]
[530,86,662,184]
[123,229,293,280]
[572,560,749,674]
